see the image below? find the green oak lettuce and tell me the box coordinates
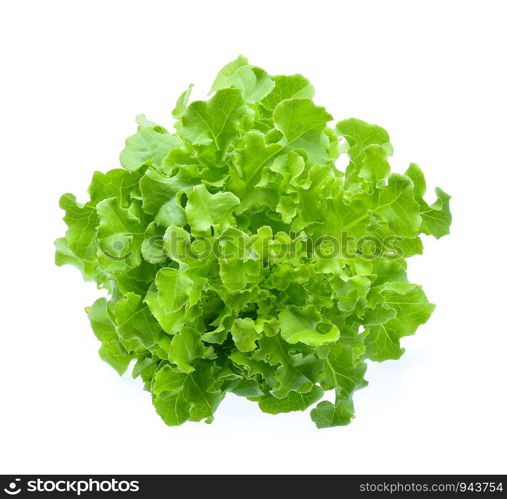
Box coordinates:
[55,57,451,428]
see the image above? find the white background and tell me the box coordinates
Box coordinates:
[1,0,506,474]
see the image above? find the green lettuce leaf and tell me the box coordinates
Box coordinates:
[56,57,451,428]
